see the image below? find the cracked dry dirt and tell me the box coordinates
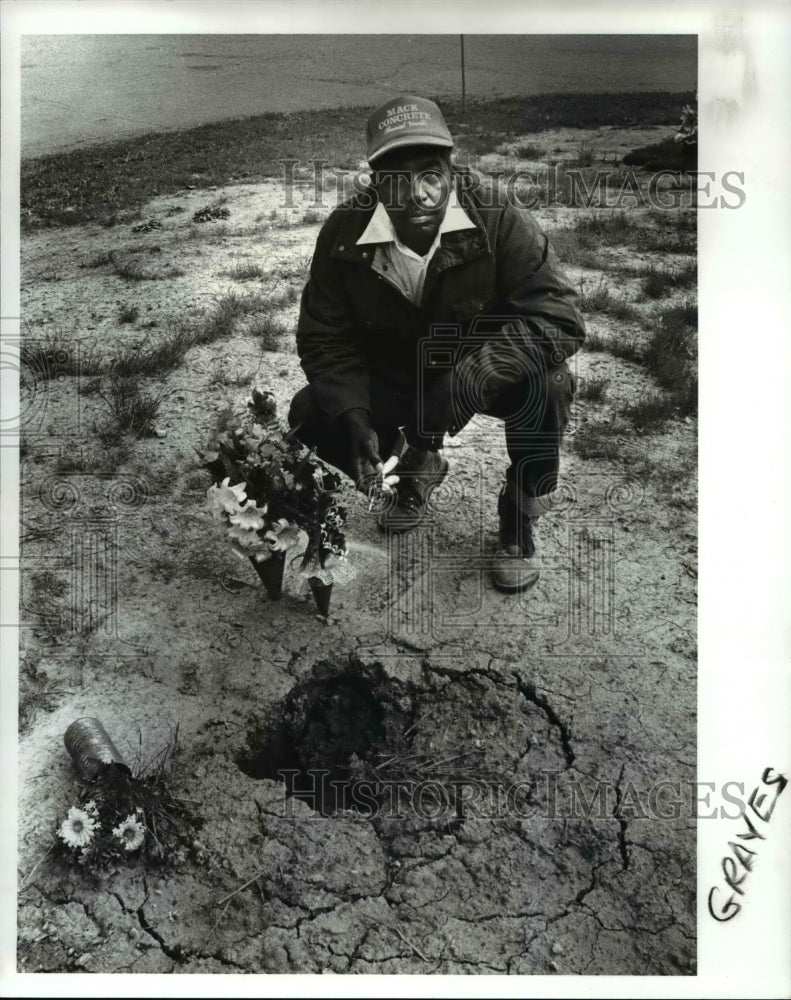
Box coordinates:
[17,128,696,975]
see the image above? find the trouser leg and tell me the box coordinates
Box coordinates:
[479,363,575,517]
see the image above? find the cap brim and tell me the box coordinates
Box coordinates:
[368,134,453,164]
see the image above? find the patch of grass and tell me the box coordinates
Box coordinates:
[118,303,140,324]
[83,250,116,268]
[109,325,196,377]
[572,141,595,167]
[569,421,620,460]
[112,255,149,281]
[187,222,230,240]
[54,437,133,474]
[623,391,679,430]
[641,263,697,299]
[641,301,697,414]
[266,284,300,309]
[302,207,325,225]
[228,260,265,281]
[606,298,640,322]
[547,229,602,269]
[607,338,644,364]
[577,375,610,403]
[641,267,675,300]
[570,211,642,245]
[581,332,610,353]
[194,290,277,345]
[623,135,696,172]
[96,373,163,437]
[21,329,104,379]
[251,314,289,350]
[578,277,612,312]
[513,141,544,159]
[193,201,230,223]
[109,253,184,281]
[22,91,693,230]
[19,658,65,735]
[211,357,254,387]
[455,130,505,157]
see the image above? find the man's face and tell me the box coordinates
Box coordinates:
[371,147,453,252]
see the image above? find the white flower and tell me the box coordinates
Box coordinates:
[228,500,267,531]
[112,814,145,852]
[380,455,400,493]
[207,477,247,518]
[58,806,96,849]
[264,518,304,552]
[367,455,400,510]
[227,524,266,548]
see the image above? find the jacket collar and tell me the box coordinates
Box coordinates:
[355,189,476,249]
[330,172,491,267]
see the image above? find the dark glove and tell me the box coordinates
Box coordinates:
[339,408,383,489]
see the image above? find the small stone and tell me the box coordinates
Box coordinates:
[549,960,559,971]
[552,942,564,955]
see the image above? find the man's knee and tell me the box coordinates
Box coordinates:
[475,362,574,430]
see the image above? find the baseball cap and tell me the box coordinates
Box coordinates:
[366,95,454,164]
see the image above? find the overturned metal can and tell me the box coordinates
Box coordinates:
[64,717,130,780]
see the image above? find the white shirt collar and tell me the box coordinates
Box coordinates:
[356,188,476,250]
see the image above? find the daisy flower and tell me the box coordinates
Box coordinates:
[265,518,304,552]
[206,478,247,518]
[58,806,96,849]
[228,500,267,532]
[112,814,146,852]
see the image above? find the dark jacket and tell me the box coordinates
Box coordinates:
[296,170,585,425]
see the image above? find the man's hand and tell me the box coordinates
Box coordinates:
[339,408,383,490]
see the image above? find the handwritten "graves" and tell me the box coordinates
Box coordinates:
[708,767,787,921]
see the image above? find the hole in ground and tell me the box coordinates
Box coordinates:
[236,659,414,816]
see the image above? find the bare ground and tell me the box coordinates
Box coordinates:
[17,124,696,975]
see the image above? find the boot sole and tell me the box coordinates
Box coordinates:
[491,568,540,593]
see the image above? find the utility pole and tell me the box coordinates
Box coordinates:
[460,35,466,115]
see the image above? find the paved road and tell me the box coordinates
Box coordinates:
[21,34,696,156]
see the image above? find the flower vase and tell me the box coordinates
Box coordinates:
[251,550,286,600]
[308,576,333,617]
[64,718,131,780]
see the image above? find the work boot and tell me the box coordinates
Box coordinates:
[491,487,540,593]
[377,447,449,534]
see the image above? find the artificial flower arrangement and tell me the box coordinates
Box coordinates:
[55,718,189,870]
[201,388,356,617]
